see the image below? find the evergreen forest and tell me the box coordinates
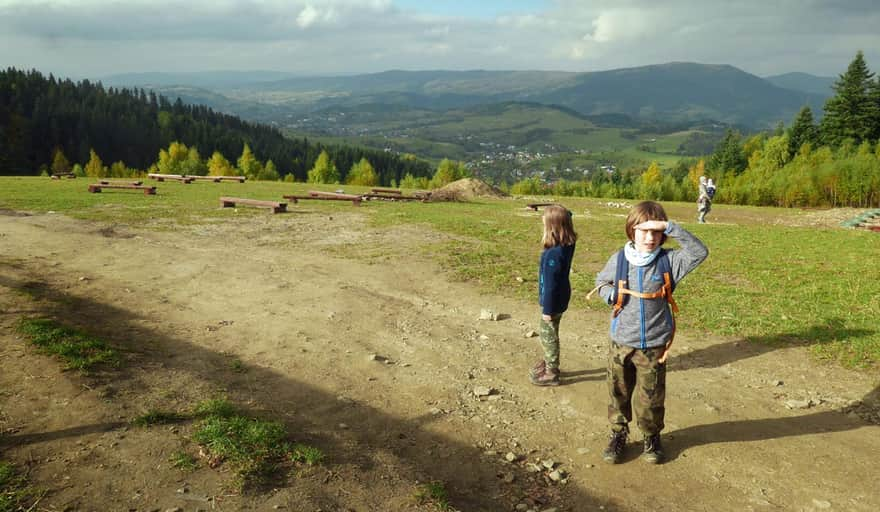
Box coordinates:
[0,68,432,184]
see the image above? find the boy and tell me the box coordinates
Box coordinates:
[593,201,708,464]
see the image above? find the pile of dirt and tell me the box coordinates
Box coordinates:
[428,178,508,202]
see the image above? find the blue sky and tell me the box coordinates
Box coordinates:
[0,0,878,80]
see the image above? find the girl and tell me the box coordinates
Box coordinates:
[530,205,577,386]
[593,201,708,464]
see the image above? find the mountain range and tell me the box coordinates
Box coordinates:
[102,63,835,129]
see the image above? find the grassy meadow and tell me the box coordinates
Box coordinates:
[1,176,877,369]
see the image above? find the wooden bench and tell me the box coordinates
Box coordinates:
[184,175,246,183]
[51,173,76,180]
[99,180,143,186]
[371,188,402,195]
[362,193,424,202]
[525,202,558,211]
[283,194,362,206]
[88,183,157,195]
[220,196,287,213]
[147,173,194,183]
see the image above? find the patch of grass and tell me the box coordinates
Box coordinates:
[15,318,120,372]
[415,481,451,510]
[0,461,43,512]
[289,443,324,466]
[132,409,187,427]
[169,451,199,472]
[229,358,247,373]
[193,397,237,418]
[192,414,290,490]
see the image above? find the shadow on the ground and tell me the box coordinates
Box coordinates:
[670,319,875,371]
[663,321,878,462]
[0,270,612,511]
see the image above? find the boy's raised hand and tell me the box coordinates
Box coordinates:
[634,220,668,232]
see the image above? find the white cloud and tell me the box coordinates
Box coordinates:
[589,8,656,43]
[0,0,877,77]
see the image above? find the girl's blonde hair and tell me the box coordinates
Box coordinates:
[625,201,668,244]
[542,205,577,248]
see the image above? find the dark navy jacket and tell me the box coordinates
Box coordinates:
[539,243,576,316]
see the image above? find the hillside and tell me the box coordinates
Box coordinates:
[764,72,836,96]
[110,63,829,128]
[527,62,826,127]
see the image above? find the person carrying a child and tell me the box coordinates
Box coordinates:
[529,204,577,387]
[697,176,714,223]
[592,201,708,464]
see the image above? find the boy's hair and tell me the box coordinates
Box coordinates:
[625,201,668,244]
[542,205,577,248]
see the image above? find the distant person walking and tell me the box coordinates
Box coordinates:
[697,176,714,223]
[592,201,708,464]
[529,205,577,387]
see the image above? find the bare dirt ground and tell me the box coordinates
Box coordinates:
[1,206,878,512]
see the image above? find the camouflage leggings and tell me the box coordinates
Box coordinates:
[538,314,562,370]
[606,342,667,435]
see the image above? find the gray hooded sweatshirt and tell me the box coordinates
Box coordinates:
[595,222,708,349]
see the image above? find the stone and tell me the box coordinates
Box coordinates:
[479,309,498,321]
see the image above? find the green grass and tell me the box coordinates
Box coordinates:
[15,318,120,372]
[415,481,451,510]
[169,451,199,472]
[2,177,877,368]
[0,461,42,512]
[190,398,322,491]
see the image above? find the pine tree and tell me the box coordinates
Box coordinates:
[708,129,747,175]
[207,151,235,176]
[788,106,818,156]
[346,158,378,186]
[237,143,263,179]
[84,149,104,178]
[307,150,339,184]
[50,148,71,175]
[821,50,878,146]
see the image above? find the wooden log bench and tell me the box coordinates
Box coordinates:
[362,193,424,201]
[99,180,143,186]
[88,183,157,195]
[184,175,246,183]
[525,202,558,211]
[220,196,287,213]
[283,194,362,206]
[147,173,194,183]
[51,172,76,180]
[371,188,402,195]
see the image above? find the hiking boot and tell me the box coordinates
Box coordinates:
[529,366,560,386]
[529,359,546,378]
[642,434,665,464]
[602,430,628,464]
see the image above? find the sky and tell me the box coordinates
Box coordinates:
[1,0,879,80]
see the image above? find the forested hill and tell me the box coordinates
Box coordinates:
[0,68,432,182]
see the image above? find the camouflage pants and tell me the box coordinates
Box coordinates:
[538,314,562,370]
[606,342,667,435]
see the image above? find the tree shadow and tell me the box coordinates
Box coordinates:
[664,381,878,462]
[663,320,879,462]
[0,272,614,511]
[670,319,875,371]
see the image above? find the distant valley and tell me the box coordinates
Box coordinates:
[102,63,834,177]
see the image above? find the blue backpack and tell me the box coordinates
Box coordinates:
[610,248,678,319]
[706,186,716,199]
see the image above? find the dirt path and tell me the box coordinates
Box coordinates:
[1,210,878,511]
